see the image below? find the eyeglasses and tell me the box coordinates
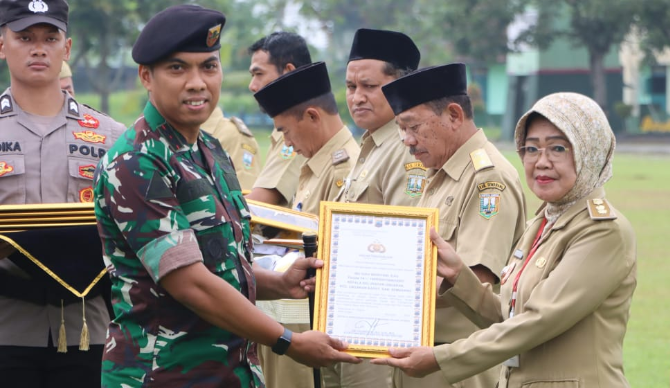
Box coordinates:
[517,145,571,162]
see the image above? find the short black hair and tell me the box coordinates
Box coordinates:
[284,92,338,120]
[248,32,312,74]
[382,62,413,80]
[426,95,474,120]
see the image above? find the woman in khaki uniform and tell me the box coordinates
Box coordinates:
[372,92,637,388]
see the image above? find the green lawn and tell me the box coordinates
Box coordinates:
[83,91,669,387]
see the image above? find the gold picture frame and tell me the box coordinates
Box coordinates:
[314,201,438,358]
[246,199,319,235]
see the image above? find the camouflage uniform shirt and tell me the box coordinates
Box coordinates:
[94,102,263,388]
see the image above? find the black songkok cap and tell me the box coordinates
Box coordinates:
[0,0,69,32]
[254,62,331,118]
[348,28,420,71]
[132,5,225,65]
[382,63,467,115]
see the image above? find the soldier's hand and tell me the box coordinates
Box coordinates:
[370,346,440,378]
[430,228,463,287]
[281,256,322,298]
[286,330,361,368]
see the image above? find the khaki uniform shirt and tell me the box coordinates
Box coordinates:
[253,128,306,207]
[0,88,125,346]
[293,126,360,215]
[337,120,426,206]
[420,130,526,343]
[435,187,636,388]
[201,107,261,191]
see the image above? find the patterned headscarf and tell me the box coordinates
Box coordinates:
[514,93,616,226]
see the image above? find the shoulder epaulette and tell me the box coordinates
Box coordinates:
[470,148,494,172]
[82,103,111,118]
[332,149,350,166]
[230,116,253,137]
[587,198,617,220]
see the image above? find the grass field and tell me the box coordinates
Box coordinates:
[82,92,670,387]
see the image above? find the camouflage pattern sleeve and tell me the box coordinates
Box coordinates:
[96,150,203,283]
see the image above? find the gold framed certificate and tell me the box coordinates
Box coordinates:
[246,199,319,234]
[314,201,438,358]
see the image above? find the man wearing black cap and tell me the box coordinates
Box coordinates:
[255,61,360,216]
[324,27,427,388]
[94,5,358,388]
[371,64,526,388]
[246,32,311,207]
[0,0,125,387]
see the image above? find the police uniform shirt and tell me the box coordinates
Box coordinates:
[253,128,306,207]
[0,88,126,347]
[293,126,360,215]
[419,129,526,344]
[337,119,426,206]
[434,187,635,388]
[200,107,261,191]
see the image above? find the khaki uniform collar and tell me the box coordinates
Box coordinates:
[363,120,401,148]
[439,129,488,181]
[305,125,352,178]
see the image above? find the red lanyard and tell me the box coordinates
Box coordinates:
[509,218,548,317]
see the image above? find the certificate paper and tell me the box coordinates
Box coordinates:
[314,202,438,358]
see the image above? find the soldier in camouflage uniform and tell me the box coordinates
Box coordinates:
[94,5,358,388]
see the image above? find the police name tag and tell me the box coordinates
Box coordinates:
[503,355,520,368]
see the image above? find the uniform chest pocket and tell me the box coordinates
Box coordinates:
[345,181,368,203]
[0,154,26,203]
[177,179,227,231]
[438,219,458,242]
[67,157,97,202]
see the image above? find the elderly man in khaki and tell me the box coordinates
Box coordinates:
[324,28,426,388]
[246,32,311,207]
[380,64,526,388]
[201,106,261,191]
[254,62,360,388]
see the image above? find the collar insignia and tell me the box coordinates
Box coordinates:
[0,96,12,114]
[68,99,79,116]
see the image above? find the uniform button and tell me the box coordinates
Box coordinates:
[428,189,435,196]
[359,157,365,163]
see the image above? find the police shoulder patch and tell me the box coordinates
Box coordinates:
[332,149,350,165]
[470,148,494,172]
[587,198,617,220]
[230,117,253,137]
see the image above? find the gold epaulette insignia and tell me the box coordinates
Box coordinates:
[332,149,350,165]
[470,148,494,172]
[231,117,254,137]
[587,198,617,220]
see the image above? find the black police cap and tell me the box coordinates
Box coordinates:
[132,5,226,65]
[254,62,331,118]
[382,63,468,115]
[0,0,68,32]
[348,28,420,71]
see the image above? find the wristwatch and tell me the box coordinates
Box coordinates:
[271,327,293,355]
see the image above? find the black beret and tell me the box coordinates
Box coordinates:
[254,62,331,118]
[382,63,467,115]
[132,5,225,65]
[0,0,68,32]
[348,28,420,71]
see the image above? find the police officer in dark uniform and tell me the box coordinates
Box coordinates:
[0,1,126,387]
